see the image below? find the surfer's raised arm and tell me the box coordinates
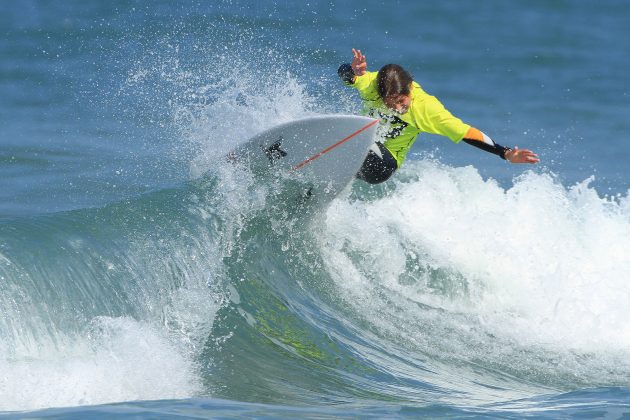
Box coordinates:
[351,48,367,78]
[338,48,367,84]
[338,48,539,184]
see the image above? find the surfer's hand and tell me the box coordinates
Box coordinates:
[351,48,367,76]
[505,147,540,164]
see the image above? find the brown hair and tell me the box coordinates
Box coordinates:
[377,64,413,99]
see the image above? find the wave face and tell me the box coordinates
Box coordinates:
[2,158,630,413]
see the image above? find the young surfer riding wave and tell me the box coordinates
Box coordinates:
[339,49,540,184]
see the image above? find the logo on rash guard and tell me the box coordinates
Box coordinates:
[368,109,408,139]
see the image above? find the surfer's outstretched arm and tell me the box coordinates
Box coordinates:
[462,127,539,164]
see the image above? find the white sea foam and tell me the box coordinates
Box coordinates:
[152,48,321,180]
[319,159,630,386]
[0,205,226,412]
[0,317,200,412]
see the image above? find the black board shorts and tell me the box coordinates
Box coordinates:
[356,142,398,184]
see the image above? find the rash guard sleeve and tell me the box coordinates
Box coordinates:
[350,71,380,102]
[462,127,512,160]
[406,93,470,144]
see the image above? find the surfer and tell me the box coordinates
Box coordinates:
[339,48,540,184]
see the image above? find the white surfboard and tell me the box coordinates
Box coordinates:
[230,115,378,208]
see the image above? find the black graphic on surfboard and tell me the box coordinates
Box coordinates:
[263,138,288,163]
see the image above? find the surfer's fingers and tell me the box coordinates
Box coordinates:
[506,147,539,164]
[521,150,538,158]
[517,150,540,163]
[527,154,540,163]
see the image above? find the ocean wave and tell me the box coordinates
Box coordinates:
[2,158,629,411]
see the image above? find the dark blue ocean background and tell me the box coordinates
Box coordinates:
[1,1,630,418]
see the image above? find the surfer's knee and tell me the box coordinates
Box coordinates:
[357,169,395,184]
[356,143,398,184]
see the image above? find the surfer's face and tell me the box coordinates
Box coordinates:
[383,93,411,114]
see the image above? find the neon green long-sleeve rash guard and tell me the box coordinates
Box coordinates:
[349,71,471,167]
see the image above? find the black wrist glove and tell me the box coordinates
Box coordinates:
[337,63,355,84]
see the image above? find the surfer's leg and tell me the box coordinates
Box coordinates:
[356,142,398,184]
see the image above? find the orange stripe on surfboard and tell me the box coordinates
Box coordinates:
[290,119,378,172]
